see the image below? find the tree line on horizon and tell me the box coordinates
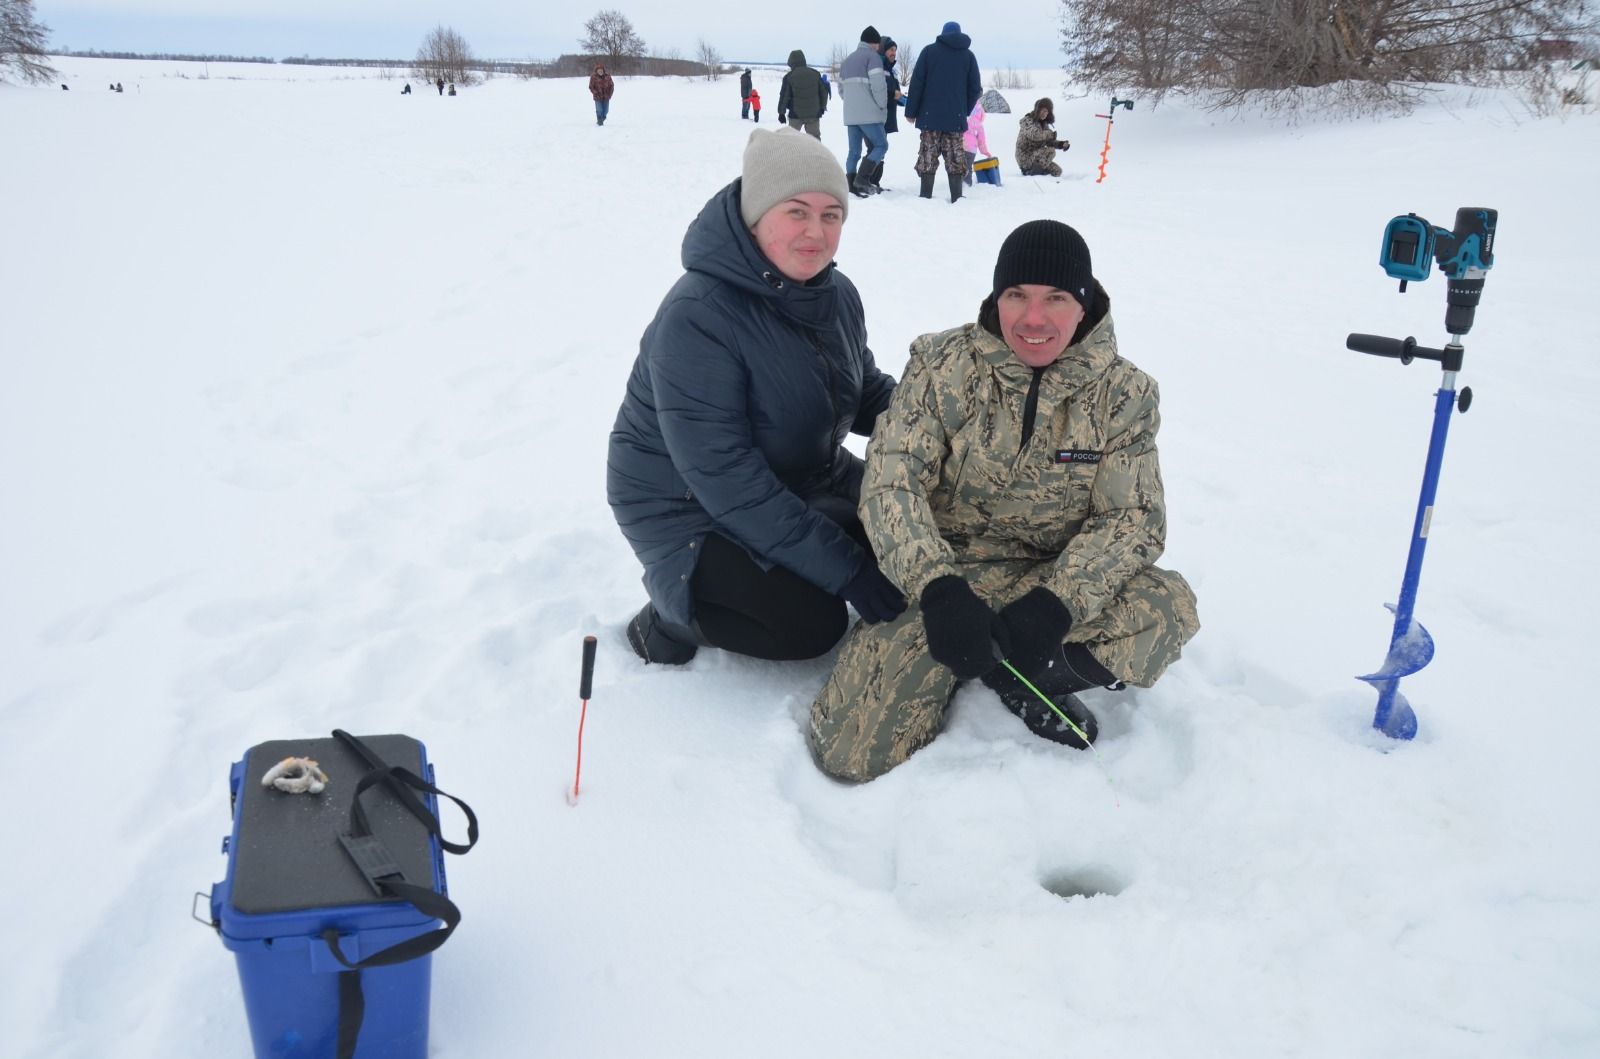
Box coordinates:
[1059,0,1599,113]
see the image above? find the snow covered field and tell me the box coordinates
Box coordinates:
[4,54,1599,1057]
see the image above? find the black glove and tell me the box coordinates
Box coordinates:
[778,112,787,124]
[1056,139,1071,151]
[994,587,1073,679]
[840,561,906,624]
[920,575,1007,679]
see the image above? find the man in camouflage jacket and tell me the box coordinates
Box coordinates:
[1015,98,1068,177]
[810,220,1198,781]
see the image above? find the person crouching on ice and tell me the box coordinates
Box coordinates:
[809,219,1200,781]
[607,129,904,666]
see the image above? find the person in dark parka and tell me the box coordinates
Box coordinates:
[871,37,903,193]
[609,129,904,665]
[904,21,982,202]
[740,68,754,118]
[778,50,827,138]
[589,64,615,125]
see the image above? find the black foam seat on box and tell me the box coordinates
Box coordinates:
[230,734,436,916]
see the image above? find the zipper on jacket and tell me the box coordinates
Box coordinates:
[811,334,841,437]
[1019,368,1044,452]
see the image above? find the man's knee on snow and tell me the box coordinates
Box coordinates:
[807,712,904,783]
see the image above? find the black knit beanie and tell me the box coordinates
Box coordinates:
[860,25,881,44]
[992,220,1094,308]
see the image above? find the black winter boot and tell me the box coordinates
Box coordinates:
[948,171,963,203]
[982,644,1117,748]
[919,171,936,199]
[852,166,874,198]
[867,159,887,194]
[626,602,702,665]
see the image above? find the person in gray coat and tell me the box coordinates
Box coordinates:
[608,129,904,666]
[839,26,889,197]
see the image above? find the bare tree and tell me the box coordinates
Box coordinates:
[414,24,475,85]
[828,42,849,76]
[1060,0,1597,113]
[1,0,55,84]
[990,66,1035,89]
[581,9,648,73]
[696,38,723,80]
[897,41,918,82]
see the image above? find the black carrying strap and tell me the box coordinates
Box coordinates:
[321,731,478,1058]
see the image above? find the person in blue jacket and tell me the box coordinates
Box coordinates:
[608,129,905,665]
[904,21,982,203]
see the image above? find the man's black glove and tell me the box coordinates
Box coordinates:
[778,112,787,124]
[1055,139,1070,151]
[994,587,1073,679]
[841,561,906,624]
[920,575,1008,679]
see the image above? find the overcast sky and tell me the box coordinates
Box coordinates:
[40,2,1072,69]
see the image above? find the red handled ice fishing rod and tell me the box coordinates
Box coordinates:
[568,635,597,803]
[1348,207,1497,740]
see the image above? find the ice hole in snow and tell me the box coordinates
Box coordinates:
[1040,866,1126,900]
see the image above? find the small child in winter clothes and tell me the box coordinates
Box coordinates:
[749,88,762,122]
[962,101,990,186]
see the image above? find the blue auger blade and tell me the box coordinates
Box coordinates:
[1365,680,1420,740]
[1356,604,1435,681]
[1357,604,1433,740]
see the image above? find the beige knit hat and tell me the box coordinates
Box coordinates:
[739,128,849,228]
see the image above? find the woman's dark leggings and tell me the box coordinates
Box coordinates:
[691,531,861,661]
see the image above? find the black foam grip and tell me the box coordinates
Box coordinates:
[579,635,597,700]
[1347,333,1412,358]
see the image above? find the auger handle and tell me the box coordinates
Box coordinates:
[1348,333,1415,359]
[1347,333,1449,365]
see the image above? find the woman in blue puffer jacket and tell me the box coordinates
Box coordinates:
[607,129,904,665]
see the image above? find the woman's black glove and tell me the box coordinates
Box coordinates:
[920,575,1008,679]
[841,561,907,624]
[994,587,1073,679]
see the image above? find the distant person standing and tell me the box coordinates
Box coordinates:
[875,36,902,193]
[402,82,413,95]
[904,21,982,203]
[748,87,762,122]
[448,82,456,96]
[778,50,827,139]
[436,76,445,95]
[740,68,754,119]
[589,63,615,126]
[840,25,889,197]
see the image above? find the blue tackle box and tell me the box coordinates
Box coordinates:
[208,732,472,1059]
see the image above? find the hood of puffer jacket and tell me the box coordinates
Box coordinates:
[788,49,807,67]
[679,179,843,332]
[935,30,972,51]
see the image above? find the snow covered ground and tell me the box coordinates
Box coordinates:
[4,55,1599,1057]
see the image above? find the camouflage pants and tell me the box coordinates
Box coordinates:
[809,559,1199,782]
[914,129,969,177]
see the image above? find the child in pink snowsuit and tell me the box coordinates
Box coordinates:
[961,102,990,186]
